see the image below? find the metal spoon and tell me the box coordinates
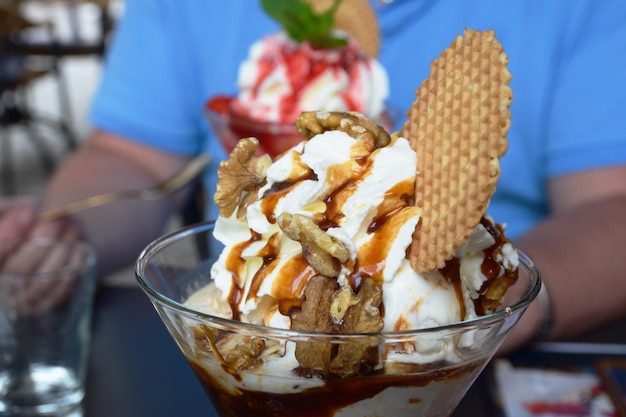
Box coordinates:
[38,154,210,222]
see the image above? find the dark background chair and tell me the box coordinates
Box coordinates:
[0,0,115,195]
[1,4,75,195]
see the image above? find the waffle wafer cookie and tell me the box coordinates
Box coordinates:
[401,29,513,273]
[307,0,380,57]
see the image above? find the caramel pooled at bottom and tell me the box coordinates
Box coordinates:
[188,355,484,417]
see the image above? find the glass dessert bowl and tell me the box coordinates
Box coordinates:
[205,95,303,158]
[136,221,541,417]
[205,96,398,159]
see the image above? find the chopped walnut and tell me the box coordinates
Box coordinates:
[214,138,271,218]
[330,278,384,376]
[291,275,384,377]
[478,267,519,314]
[224,337,266,370]
[291,275,338,373]
[475,219,520,314]
[296,111,391,150]
[329,286,359,325]
[278,213,351,278]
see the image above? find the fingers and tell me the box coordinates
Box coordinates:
[0,239,90,316]
[0,201,36,241]
[29,215,83,241]
[1,202,88,316]
[0,202,36,264]
[0,198,83,241]
[0,216,82,269]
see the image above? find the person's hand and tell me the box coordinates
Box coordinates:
[0,198,83,241]
[0,198,37,241]
[0,198,85,315]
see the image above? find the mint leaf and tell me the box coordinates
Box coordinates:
[261,0,348,49]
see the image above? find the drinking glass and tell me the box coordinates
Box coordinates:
[136,221,540,417]
[0,237,97,416]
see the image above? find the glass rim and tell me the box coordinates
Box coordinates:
[136,221,541,340]
[0,236,97,280]
[204,96,400,134]
[205,102,300,134]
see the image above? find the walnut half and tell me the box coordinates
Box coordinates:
[291,276,384,377]
[277,213,351,277]
[296,111,391,150]
[214,138,271,218]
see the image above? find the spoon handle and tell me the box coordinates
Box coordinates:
[38,154,210,222]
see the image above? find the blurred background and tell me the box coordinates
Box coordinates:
[1,0,124,197]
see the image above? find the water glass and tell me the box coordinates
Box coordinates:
[0,237,97,416]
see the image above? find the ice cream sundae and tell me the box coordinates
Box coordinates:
[137,28,540,417]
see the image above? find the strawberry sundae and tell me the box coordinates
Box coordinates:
[206,0,389,157]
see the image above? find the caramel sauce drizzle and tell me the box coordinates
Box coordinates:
[224,144,512,324]
[440,258,466,320]
[479,217,504,280]
[225,149,420,314]
[260,169,318,224]
[439,217,514,320]
[272,255,317,316]
[225,232,263,321]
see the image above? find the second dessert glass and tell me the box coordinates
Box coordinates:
[136,221,540,417]
[205,96,400,159]
[205,96,302,158]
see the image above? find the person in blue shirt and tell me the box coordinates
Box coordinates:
[1,0,626,351]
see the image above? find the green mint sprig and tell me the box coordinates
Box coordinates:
[261,0,348,49]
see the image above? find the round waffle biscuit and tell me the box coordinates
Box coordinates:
[401,29,513,273]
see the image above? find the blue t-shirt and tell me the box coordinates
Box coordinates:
[90,0,626,239]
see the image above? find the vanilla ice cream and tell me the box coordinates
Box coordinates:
[187,121,518,365]
[178,121,521,417]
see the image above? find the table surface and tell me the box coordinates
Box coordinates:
[83,285,626,417]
